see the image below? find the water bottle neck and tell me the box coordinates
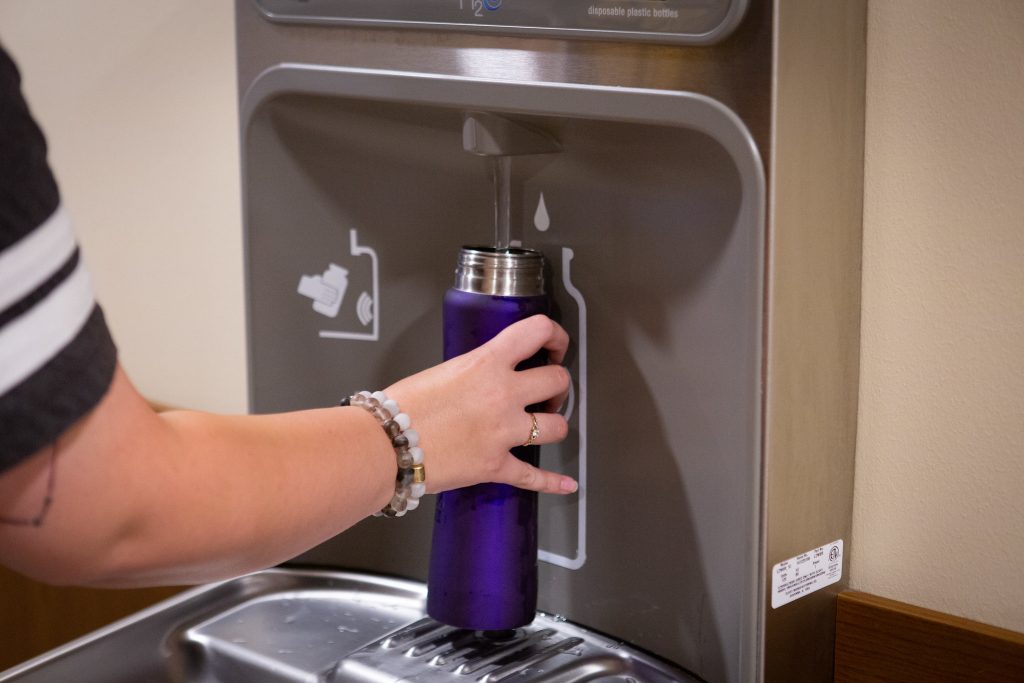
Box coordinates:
[453,246,546,297]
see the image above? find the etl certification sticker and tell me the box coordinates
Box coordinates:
[771,539,843,608]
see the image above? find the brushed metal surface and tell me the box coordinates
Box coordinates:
[234,0,773,154]
[0,569,697,683]
[763,0,866,681]
[453,247,546,296]
[233,1,866,680]
[240,67,765,682]
[250,0,747,46]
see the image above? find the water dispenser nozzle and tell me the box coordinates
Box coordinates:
[462,113,560,250]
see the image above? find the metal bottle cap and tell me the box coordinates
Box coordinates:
[453,246,546,297]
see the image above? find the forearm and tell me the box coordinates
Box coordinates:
[0,367,395,587]
[106,410,395,587]
[1,315,574,588]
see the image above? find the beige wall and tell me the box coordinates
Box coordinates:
[2,0,1022,632]
[853,1,1024,632]
[0,1,246,413]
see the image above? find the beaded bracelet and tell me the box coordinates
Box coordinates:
[340,390,426,518]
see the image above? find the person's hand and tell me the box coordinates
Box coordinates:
[384,314,575,495]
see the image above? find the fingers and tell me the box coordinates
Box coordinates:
[402,314,573,497]
[497,456,578,495]
[490,315,570,366]
[516,364,571,409]
[538,318,570,366]
[488,316,571,411]
[515,410,569,447]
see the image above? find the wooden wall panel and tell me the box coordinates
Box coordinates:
[836,590,1024,682]
[0,401,184,673]
[0,566,182,672]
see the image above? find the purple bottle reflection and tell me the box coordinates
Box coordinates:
[427,246,548,631]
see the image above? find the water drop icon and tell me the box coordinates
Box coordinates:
[534,193,551,232]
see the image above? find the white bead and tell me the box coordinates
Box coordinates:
[409,447,424,465]
[358,390,372,398]
[410,482,426,499]
[383,400,400,418]
[403,429,419,447]
[395,509,406,517]
[394,413,412,431]
[371,391,388,403]
[406,497,420,511]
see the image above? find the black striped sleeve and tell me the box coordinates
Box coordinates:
[0,45,117,473]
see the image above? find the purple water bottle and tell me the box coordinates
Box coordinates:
[427,246,549,631]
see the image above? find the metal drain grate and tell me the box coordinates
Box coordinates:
[170,573,699,682]
[366,619,585,680]
[2,569,700,682]
[331,615,694,682]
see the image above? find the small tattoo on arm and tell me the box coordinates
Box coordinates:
[1,444,58,528]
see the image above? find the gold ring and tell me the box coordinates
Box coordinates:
[523,412,540,447]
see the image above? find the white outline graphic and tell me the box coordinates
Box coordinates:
[297,264,349,318]
[318,229,380,342]
[355,292,374,327]
[538,246,588,571]
[533,192,551,232]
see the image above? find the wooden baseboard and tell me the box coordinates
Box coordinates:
[835,590,1024,682]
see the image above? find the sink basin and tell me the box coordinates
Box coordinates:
[0,568,699,682]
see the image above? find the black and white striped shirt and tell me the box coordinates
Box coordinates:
[0,46,117,472]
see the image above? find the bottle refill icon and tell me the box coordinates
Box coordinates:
[427,115,562,630]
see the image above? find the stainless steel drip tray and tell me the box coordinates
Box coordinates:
[1,568,698,682]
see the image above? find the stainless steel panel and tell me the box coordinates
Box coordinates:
[0,569,697,683]
[234,0,774,152]
[232,0,867,680]
[762,1,866,680]
[252,0,748,45]
[240,68,764,682]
